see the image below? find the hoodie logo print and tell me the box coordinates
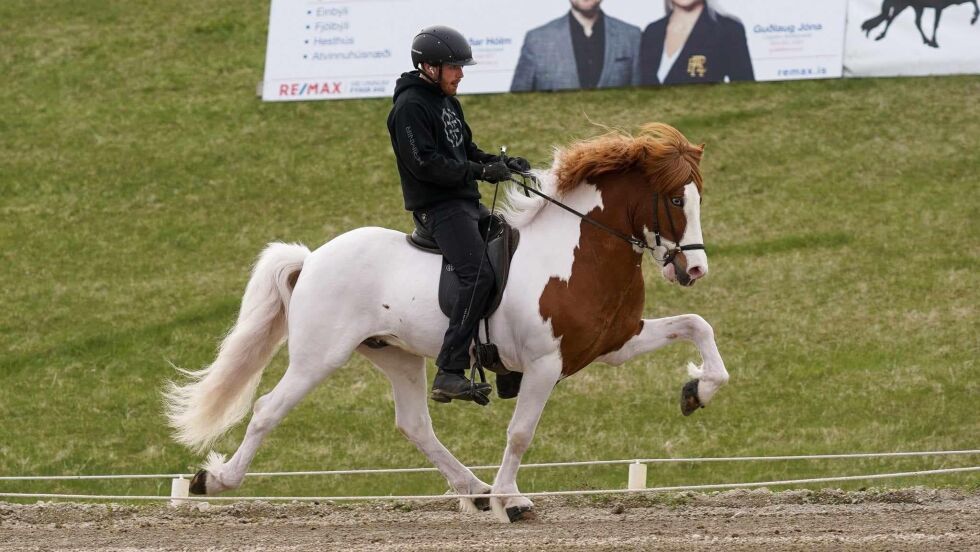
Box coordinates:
[441,107,463,148]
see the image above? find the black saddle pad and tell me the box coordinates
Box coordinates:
[406,214,520,319]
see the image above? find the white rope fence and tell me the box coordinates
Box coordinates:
[1,466,977,503]
[1,450,976,505]
[1,449,977,481]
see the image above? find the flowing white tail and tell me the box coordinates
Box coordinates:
[164,242,310,452]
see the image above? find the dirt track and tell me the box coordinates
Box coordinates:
[1,488,978,551]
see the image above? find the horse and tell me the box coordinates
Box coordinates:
[862,0,979,47]
[163,122,729,522]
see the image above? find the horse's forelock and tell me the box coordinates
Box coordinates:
[554,123,703,196]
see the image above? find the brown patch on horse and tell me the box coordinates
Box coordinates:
[539,172,646,377]
[540,123,705,376]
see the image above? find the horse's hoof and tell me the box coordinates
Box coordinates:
[189,470,208,495]
[680,379,703,417]
[506,505,536,522]
[474,495,492,512]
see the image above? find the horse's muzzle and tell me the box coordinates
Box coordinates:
[667,255,698,287]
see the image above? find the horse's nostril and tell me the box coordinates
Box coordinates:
[687,266,705,280]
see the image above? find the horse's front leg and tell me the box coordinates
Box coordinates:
[490,353,563,523]
[597,314,729,415]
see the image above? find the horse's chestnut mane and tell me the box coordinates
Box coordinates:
[554,123,705,196]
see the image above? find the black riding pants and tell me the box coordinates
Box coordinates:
[414,199,494,373]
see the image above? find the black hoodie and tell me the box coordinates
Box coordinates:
[387,71,497,211]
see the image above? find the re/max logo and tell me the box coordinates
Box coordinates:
[278,82,342,96]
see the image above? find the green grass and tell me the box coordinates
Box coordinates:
[1,0,978,501]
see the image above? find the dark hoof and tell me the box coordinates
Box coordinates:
[474,493,492,512]
[189,470,208,495]
[680,379,703,417]
[506,505,536,522]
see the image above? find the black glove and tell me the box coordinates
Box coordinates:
[480,161,511,183]
[505,156,531,173]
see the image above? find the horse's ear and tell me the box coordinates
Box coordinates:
[698,143,706,152]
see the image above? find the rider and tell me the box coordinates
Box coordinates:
[386,25,531,404]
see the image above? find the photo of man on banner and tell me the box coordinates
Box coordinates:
[511,0,642,91]
[639,0,755,85]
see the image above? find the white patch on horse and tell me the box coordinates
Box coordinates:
[681,183,708,277]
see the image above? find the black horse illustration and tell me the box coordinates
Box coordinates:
[861,0,979,47]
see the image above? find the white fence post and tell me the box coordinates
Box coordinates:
[627,461,647,490]
[170,477,190,507]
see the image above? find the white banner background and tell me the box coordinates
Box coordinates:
[844,0,980,77]
[262,0,848,101]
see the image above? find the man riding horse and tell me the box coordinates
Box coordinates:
[386,26,532,404]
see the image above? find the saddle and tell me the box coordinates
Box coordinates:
[406,213,524,399]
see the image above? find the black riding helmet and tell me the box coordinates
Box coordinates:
[411,25,476,69]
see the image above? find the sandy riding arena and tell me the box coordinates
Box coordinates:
[1,488,977,551]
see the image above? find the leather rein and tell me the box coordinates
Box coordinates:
[506,172,705,267]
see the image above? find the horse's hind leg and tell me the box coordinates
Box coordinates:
[359,345,492,513]
[192,343,356,495]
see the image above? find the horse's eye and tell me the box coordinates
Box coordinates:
[670,197,684,207]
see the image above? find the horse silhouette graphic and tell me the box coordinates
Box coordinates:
[861,0,979,47]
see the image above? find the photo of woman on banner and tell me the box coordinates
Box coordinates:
[511,0,641,92]
[639,0,754,86]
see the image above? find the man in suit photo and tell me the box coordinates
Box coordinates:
[511,0,642,92]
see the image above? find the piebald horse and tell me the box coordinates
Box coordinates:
[165,123,729,522]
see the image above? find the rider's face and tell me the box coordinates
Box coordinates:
[436,64,464,96]
[421,63,463,96]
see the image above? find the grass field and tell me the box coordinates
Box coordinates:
[1,1,978,501]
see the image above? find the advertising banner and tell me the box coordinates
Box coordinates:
[261,0,849,102]
[844,0,980,77]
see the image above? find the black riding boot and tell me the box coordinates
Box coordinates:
[431,369,491,405]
